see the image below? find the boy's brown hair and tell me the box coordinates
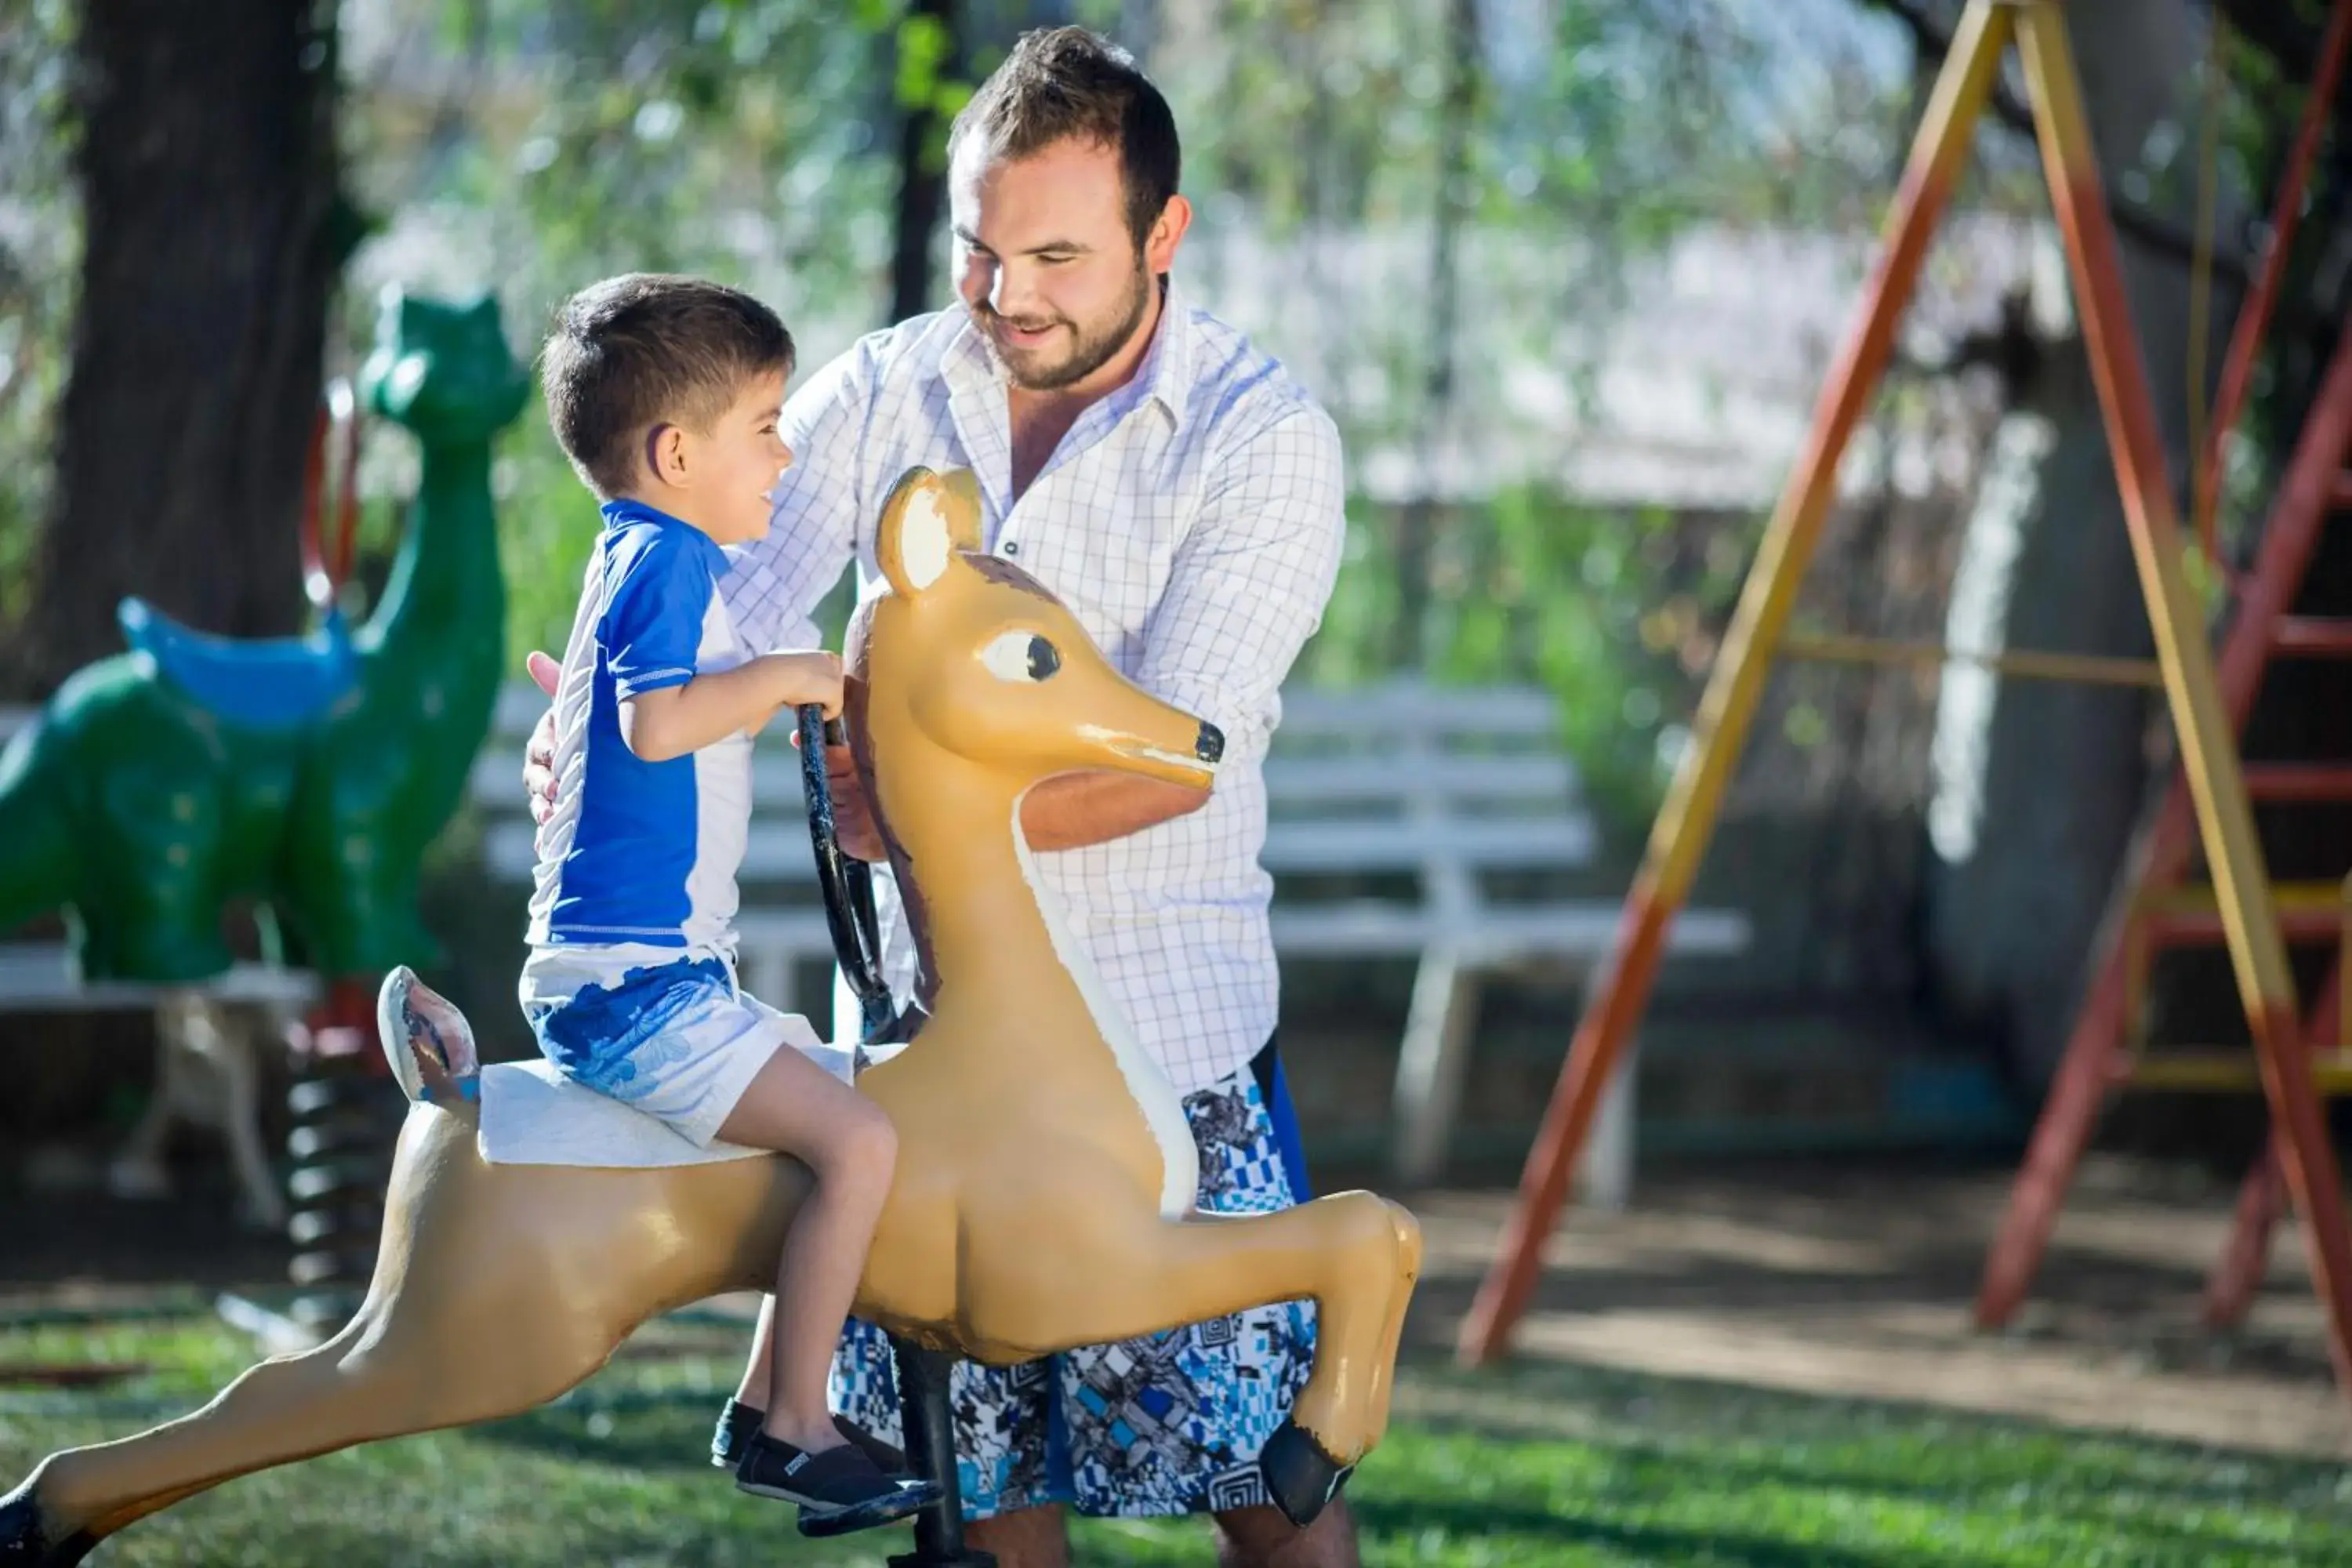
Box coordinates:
[540,274,793,499]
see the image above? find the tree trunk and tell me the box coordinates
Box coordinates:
[1922,0,2245,1087]
[890,0,965,324]
[1392,0,1479,670]
[14,0,340,698]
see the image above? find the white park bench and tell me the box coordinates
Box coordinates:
[0,707,318,1230]
[470,679,1751,1197]
[1254,683,1751,1189]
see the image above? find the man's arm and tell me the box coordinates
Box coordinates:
[1018,770,1208,852]
[792,724,1203,855]
[1021,403,1348,853]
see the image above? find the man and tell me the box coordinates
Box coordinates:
[527,27,1352,1568]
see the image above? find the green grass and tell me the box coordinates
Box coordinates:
[4,1310,2351,1566]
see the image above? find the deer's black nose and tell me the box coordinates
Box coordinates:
[1196,722,1225,764]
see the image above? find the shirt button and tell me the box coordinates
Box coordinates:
[1002,541,1020,556]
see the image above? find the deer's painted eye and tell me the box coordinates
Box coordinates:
[982,630,1061,683]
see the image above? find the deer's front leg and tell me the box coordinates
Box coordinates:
[959,1188,1421,1526]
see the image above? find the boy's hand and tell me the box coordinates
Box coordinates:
[826,746,886,862]
[762,649,845,720]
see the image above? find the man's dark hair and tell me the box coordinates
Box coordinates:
[947,27,1181,250]
[539,274,793,499]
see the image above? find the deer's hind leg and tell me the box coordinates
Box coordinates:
[960,1189,1422,1527]
[1,1110,633,1565]
[7,1299,610,1563]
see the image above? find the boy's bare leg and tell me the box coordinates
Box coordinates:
[734,1294,776,1409]
[715,1047,897,1454]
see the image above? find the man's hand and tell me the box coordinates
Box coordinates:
[524,650,561,833]
[792,721,886,862]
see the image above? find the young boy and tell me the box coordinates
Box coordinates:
[522,273,936,1531]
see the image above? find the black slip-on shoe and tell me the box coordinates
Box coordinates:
[734,1434,941,1535]
[710,1400,909,1475]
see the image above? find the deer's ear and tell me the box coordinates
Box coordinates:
[940,468,985,531]
[875,466,982,597]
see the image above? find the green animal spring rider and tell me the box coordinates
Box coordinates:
[0,285,526,1007]
[0,287,528,1300]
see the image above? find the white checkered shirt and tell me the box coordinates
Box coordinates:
[724,283,1345,1094]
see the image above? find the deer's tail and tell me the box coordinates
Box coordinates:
[378,966,480,1116]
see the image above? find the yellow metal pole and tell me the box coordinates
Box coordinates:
[2014,0,2352,1396]
[1780,633,2164,687]
[1457,0,2019,1365]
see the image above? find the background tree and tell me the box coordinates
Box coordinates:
[7,0,350,698]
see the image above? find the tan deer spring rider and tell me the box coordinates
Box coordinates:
[0,466,1423,1565]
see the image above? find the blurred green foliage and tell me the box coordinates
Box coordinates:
[6,0,2298,833]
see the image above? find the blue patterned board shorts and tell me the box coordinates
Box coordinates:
[521,954,844,1147]
[828,1065,1318,1519]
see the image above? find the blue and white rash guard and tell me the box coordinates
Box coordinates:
[521,499,756,1005]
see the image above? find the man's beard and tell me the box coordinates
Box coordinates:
[977,262,1154,393]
